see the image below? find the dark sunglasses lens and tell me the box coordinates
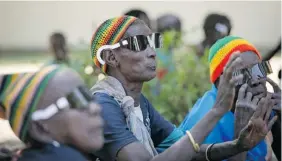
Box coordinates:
[67,88,89,109]
[126,35,147,51]
[153,33,162,48]
[251,64,265,79]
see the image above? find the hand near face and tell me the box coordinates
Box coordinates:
[236,94,277,150]
[234,83,262,137]
[214,52,244,113]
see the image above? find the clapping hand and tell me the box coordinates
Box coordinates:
[215,52,244,113]
[236,94,278,150]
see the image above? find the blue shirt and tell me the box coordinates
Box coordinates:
[18,144,88,161]
[93,93,174,161]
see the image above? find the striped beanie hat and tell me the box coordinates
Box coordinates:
[0,64,63,141]
[0,73,25,95]
[209,36,261,83]
[90,16,137,73]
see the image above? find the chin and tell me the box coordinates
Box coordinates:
[144,74,157,82]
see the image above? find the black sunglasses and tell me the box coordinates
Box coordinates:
[96,33,162,65]
[233,61,273,86]
[31,86,93,121]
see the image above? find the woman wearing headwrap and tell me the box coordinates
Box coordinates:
[89,15,276,161]
[180,36,281,161]
[0,64,104,161]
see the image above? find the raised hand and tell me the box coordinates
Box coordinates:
[214,52,244,113]
[236,94,278,150]
[234,83,262,137]
[266,77,281,112]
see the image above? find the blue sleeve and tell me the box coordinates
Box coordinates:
[93,93,138,161]
[142,95,175,147]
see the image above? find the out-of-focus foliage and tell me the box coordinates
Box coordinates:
[70,51,99,88]
[143,31,211,125]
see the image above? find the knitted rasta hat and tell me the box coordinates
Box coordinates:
[208,36,261,83]
[0,64,64,141]
[90,16,137,73]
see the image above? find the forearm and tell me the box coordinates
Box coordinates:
[151,108,226,161]
[192,140,246,161]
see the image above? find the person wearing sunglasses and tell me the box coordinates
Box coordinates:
[0,64,104,161]
[180,36,281,161]
[89,16,277,161]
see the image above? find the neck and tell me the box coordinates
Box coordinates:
[109,73,143,106]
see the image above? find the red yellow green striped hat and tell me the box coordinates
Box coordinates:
[90,16,137,73]
[0,64,63,141]
[208,36,261,83]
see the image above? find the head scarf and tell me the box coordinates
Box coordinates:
[0,64,63,141]
[208,36,261,83]
[90,16,137,73]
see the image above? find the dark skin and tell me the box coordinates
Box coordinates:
[214,52,279,161]
[28,68,104,153]
[101,20,275,161]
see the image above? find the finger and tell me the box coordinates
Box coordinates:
[261,94,272,118]
[224,52,241,70]
[246,92,253,102]
[264,100,274,122]
[266,77,281,93]
[252,96,260,105]
[237,83,248,100]
[225,57,243,80]
[267,116,278,131]
[253,98,265,118]
[229,74,244,86]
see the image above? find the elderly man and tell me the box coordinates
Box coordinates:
[0,65,104,161]
[89,16,277,161]
[180,36,281,161]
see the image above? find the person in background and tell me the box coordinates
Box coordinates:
[124,9,151,29]
[48,32,97,88]
[49,32,69,64]
[180,36,281,161]
[155,14,181,80]
[196,13,232,57]
[0,65,104,161]
[89,16,276,161]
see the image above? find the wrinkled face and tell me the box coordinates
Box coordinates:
[112,22,157,82]
[57,102,104,152]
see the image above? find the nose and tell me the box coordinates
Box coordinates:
[147,46,156,59]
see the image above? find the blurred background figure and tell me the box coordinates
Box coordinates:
[195,13,232,57]
[124,9,151,29]
[155,14,182,80]
[49,32,69,65]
